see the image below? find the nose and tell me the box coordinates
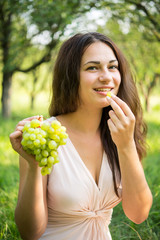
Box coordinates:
[98,68,112,82]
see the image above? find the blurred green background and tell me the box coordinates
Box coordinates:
[0,0,160,239]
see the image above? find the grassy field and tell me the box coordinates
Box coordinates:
[0,99,160,240]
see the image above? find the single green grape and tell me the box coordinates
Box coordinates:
[59,132,68,139]
[41,167,47,176]
[41,144,47,150]
[47,162,53,168]
[48,140,57,150]
[54,128,61,135]
[30,119,41,128]
[50,150,58,158]
[60,126,66,132]
[35,153,42,162]
[40,138,46,145]
[26,140,33,146]
[42,150,49,157]
[28,128,35,134]
[29,133,36,140]
[34,128,40,134]
[37,134,43,140]
[41,166,52,175]
[40,129,47,138]
[54,155,60,164]
[34,148,41,155]
[48,126,55,134]
[59,138,67,145]
[47,156,55,164]
[40,158,48,166]
[23,132,30,140]
[34,139,40,146]
[41,122,50,131]
[51,120,61,129]
[22,123,31,132]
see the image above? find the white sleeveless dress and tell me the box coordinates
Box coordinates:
[39,117,122,240]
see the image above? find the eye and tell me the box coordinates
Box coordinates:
[109,65,119,70]
[86,66,98,71]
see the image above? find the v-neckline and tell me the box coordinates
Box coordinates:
[53,116,104,191]
[67,137,104,191]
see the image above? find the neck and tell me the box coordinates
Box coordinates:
[59,106,103,135]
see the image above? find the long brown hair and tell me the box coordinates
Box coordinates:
[49,32,147,196]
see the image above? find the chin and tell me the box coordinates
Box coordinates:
[98,102,110,109]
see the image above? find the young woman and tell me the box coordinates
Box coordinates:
[10,32,152,240]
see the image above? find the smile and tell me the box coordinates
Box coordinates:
[94,88,112,92]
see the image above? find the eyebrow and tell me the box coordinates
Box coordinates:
[83,59,118,66]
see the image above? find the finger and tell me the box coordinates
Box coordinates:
[111,95,133,116]
[23,115,40,121]
[10,131,22,149]
[18,115,40,125]
[107,96,125,121]
[10,130,22,139]
[16,126,24,132]
[107,118,117,132]
[108,110,122,128]
[17,120,31,127]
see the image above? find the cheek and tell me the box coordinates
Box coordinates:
[80,72,94,88]
[114,72,121,86]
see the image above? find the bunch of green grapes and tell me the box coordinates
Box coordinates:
[21,117,68,175]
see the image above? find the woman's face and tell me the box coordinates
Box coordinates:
[79,41,121,109]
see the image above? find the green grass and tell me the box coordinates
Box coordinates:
[0,103,160,239]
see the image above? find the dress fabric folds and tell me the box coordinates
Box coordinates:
[39,117,122,240]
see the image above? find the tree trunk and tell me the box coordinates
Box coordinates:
[1,10,12,118]
[30,70,38,110]
[1,72,12,118]
[31,94,35,110]
[145,95,149,112]
[144,73,160,112]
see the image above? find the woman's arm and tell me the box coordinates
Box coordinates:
[10,116,48,240]
[107,95,153,224]
[117,141,152,224]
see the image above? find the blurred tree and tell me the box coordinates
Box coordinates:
[29,64,53,110]
[124,0,160,41]
[100,0,160,42]
[0,0,98,118]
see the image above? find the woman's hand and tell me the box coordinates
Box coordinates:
[9,116,39,165]
[107,95,135,150]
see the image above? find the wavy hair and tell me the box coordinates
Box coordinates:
[49,32,147,196]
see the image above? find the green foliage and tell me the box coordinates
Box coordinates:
[0,96,160,239]
[0,0,98,73]
[99,0,160,42]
